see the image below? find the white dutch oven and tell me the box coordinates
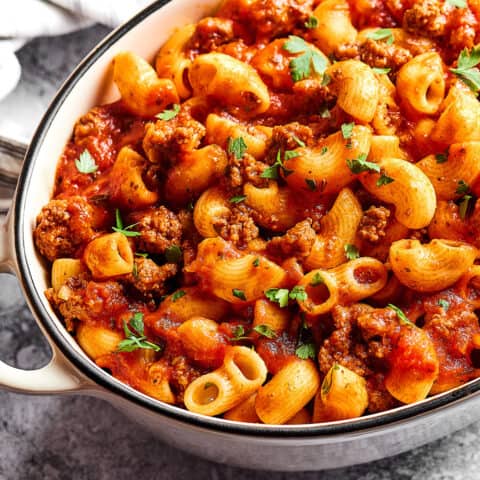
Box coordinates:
[2,0,480,471]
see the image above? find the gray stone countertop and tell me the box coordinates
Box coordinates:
[1,25,480,480]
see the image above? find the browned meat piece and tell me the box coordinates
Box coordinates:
[169,355,203,404]
[46,275,130,330]
[358,206,391,243]
[366,373,398,413]
[291,79,336,115]
[34,197,97,262]
[359,39,412,71]
[228,153,270,189]
[335,43,360,61]
[124,258,178,297]
[130,206,183,255]
[318,304,373,377]
[448,7,479,54]
[215,203,259,248]
[267,122,313,163]
[266,219,316,258]
[142,114,206,165]
[403,0,447,38]
[188,17,235,53]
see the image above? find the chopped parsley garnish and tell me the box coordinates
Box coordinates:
[458,194,473,219]
[344,244,360,260]
[450,46,480,93]
[376,173,394,187]
[435,152,448,164]
[230,325,248,341]
[310,272,324,286]
[135,252,149,258]
[289,285,307,302]
[438,299,450,311]
[75,149,98,174]
[346,153,380,174]
[341,122,354,140]
[321,363,340,394]
[304,15,319,28]
[305,178,317,191]
[320,106,331,118]
[388,303,414,327]
[292,135,306,148]
[284,150,300,160]
[156,103,180,121]
[117,313,162,353]
[283,35,327,82]
[228,136,248,159]
[232,289,247,301]
[253,324,277,338]
[265,288,290,308]
[295,343,316,360]
[372,67,391,74]
[229,194,247,204]
[447,0,467,8]
[204,382,215,390]
[112,209,141,237]
[322,73,331,86]
[260,150,294,179]
[165,245,182,263]
[252,257,260,267]
[366,28,394,45]
[456,180,470,195]
[321,146,328,155]
[171,290,186,302]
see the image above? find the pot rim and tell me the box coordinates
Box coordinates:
[14,0,480,437]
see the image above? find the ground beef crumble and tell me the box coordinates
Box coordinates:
[358,206,391,243]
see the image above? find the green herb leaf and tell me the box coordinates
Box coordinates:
[305,178,317,191]
[341,122,355,139]
[322,73,331,86]
[75,149,98,174]
[289,285,307,302]
[253,324,277,338]
[172,290,186,302]
[388,303,414,327]
[344,244,359,260]
[229,194,247,204]
[112,209,141,237]
[204,382,215,390]
[265,288,290,308]
[450,46,480,92]
[156,104,180,121]
[295,343,316,360]
[321,363,340,394]
[135,252,149,258]
[320,106,331,118]
[232,289,247,301]
[165,245,182,263]
[456,180,470,195]
[366,28,394,45]
[284,150,300,160]
[376,173,394,187]
[447,0,467,8]
[304,15,319,28]
[372,67,391,74]
[283,35,327,82]
[438,299,450,311]
[458,194,473,219]
[346,153,380,174]
[435,152,448,164]
[310,272,324,286]
[292,135,306,148]
[228,137,248,159]
[260,149,294,179]
[253,257,260,267]
[117,315,161,353]
[230,325,248,341]
[321,146,328,155]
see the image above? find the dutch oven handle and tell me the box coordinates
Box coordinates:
[0,135,88,393]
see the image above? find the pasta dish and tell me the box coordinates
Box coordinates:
[34,0,480,424]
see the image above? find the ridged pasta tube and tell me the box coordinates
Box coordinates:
[188,53,270,116]
[84,232,134,279]
[184,346,267,416]
[193,186,231,238]
[51,258,85,291]
[113,52,179,117]
[389,239,477,292]
[359,157,436,229]
[298,258,388,315]
[76,324,123,360]
[186,237,286,303]
[313,363,368,422]
[255,359,320,424]
[305,188,362,270]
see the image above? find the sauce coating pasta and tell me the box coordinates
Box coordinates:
[34,0,480,424]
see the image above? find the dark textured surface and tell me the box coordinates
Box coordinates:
[0,26,479,480]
